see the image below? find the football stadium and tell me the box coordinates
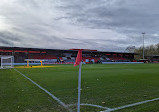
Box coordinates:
[1,46,159,112]
[1,1,159,112]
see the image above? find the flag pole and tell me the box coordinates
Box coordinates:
[77,62,82,112]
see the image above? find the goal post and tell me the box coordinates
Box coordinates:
[1,56,14,68]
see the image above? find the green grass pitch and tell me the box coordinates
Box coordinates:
[1,64,159,112]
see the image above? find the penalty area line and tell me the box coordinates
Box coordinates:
[14,69,72,112]
[102,97,159,112]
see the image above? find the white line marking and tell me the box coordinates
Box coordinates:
[103,97,159,112]
[14,69,72,112]
[14,68,159,112]
[68,103,110,110]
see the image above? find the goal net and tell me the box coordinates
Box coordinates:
[1,56,14,68]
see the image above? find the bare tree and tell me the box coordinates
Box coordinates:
[134,43,159,59]
[125,45,136,53]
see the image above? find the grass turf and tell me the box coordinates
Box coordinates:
[1,63,159,112]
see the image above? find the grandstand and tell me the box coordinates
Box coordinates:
[0,46,135,64]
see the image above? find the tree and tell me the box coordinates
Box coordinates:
[125,45,136,53]
[156,43,159,54]
[134,43,159,59]
[134,47,143,59]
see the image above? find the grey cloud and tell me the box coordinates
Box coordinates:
[0,31,21,46]
[0,32,20,41]
[58,0,159,33]
[0,0,159,52]
[0,38,12,46]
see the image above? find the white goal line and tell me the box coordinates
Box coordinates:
[68,97,159,112]
[102,97,159,112]
[67,103,110,110]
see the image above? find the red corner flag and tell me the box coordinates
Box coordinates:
[74,49,83,112]
[74,49,82,66]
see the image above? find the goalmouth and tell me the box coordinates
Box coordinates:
[0,56,14,69]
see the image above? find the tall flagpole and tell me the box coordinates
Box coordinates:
[142,32,145,59]
[77,62,82,112]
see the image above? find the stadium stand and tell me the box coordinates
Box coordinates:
[0,46,136,64]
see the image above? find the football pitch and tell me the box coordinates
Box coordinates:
[1,64,159,112]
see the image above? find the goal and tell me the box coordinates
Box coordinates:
[1,56,14,68]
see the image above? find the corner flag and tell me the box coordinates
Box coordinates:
[74,49,82,66]
[74,49,82,112]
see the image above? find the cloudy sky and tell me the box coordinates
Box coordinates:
[0,0,159,51]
